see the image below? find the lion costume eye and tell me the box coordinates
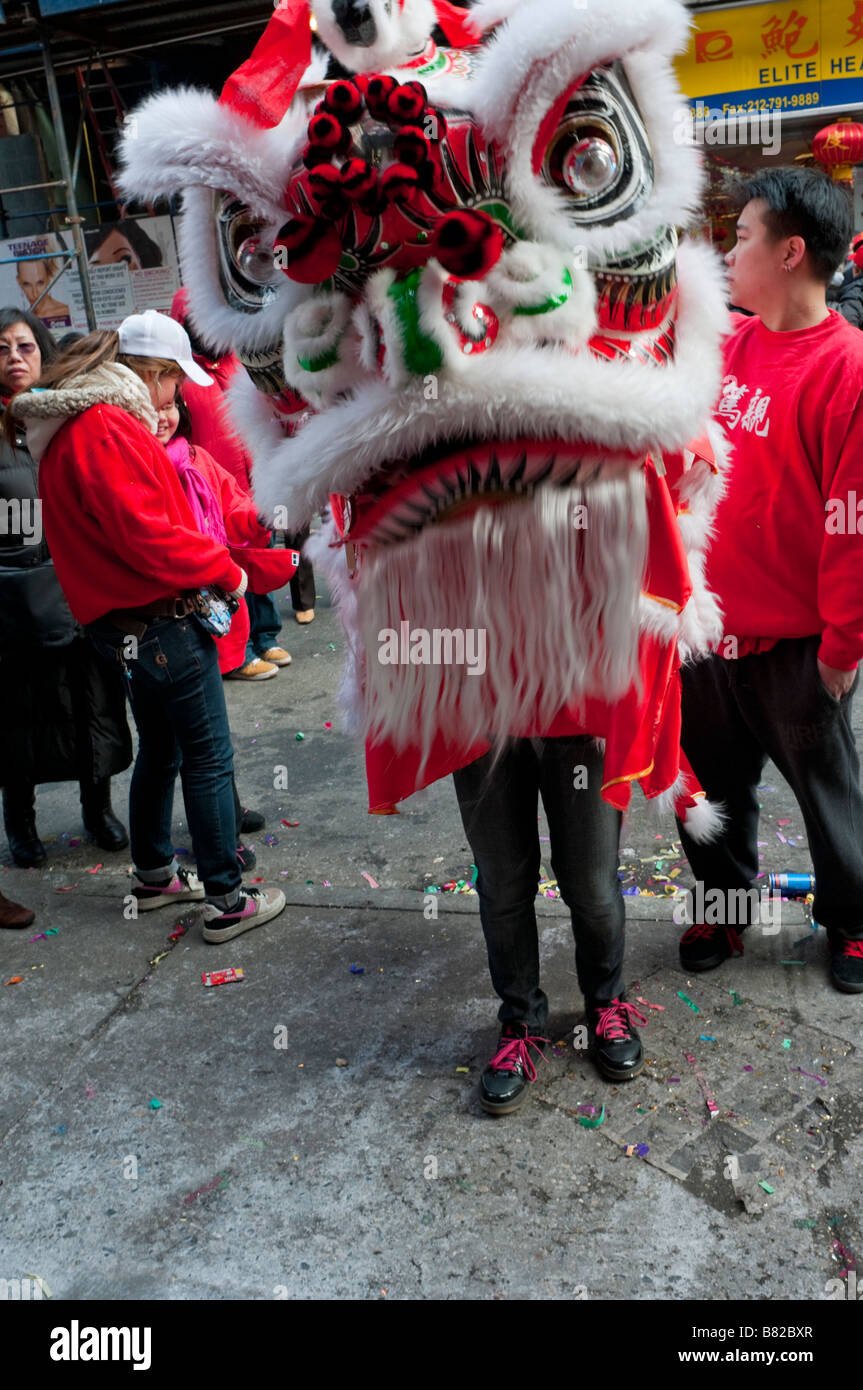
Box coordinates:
[216,195,281,311]
[540,63,654,227]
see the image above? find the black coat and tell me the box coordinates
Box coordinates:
[0,401,132,787]
[835,277,863,331]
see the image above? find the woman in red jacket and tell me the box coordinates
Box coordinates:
[10,311,286,944]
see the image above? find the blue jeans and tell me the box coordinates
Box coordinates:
[452,737,625,1031]
[87,616,241,901]
[245,591,282,663]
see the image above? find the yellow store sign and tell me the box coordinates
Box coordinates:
[675,0,863,112]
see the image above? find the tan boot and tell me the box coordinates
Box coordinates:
[225,657,278,681]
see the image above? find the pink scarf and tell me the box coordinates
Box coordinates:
[165,436,228,546]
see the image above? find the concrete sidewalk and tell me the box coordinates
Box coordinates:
[1,592,860,1300]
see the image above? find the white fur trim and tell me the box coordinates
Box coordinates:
[118,87,306,222]
[355,478,648,760]
[305,519,365,732]
[282,291,370,404]
[252,236,729,528]
[312,0,436,75]
[682,796,726,845]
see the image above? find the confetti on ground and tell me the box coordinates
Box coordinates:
[281,819,300,827]
[5,976,23,986]
[54,885,77,892]
[636,996,665,1011]
[685,1052,719,1118]
[743,1065,754,1072]
[85,1085,95,1099]
[361,871,379,888]
[23,1274,52,1298]
[793,1219,817,1229]
[149,950,170,966]
[87,863,103,873]
[183,1173,229,1204]
[335,1058,349,1068]
[730,989,742,1005]
[349,964,364,975]
[295,732,305,741]
[68,838,81,848]
[455,1066,470,1073]
[667,1078,681,1085]
[328,643,336,650]
[635,1143,649,1157]
[782,1039,792,1049]
[324,721,332,729]
[699,1035,716,1042]
[29,933,48,941]
[676,990,700,1013]
[149,1098,162,1110]
[264,835,278,846]
[578,1103,606,1129]
[780,960,807,966]
[759,1181,775,1194]
[794,1068,827,1087]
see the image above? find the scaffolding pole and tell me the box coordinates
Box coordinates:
[41,34,97,330]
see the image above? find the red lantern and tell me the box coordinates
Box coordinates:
[813,119,863,183]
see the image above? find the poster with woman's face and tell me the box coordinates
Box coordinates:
[0,218,182,337]
[0,235,74,329]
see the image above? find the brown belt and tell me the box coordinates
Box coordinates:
[104,595,195,636]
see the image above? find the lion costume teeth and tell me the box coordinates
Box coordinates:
[119,0,730,840]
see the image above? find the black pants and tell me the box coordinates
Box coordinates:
[678,637,863,941]
[286,527,316,612]
[452,736,625,1032]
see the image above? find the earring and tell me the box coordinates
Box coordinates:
[784,264,792,273]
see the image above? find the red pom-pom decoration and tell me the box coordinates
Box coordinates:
[308,112,344,149]
[429,209,505,281]
[364,75,398,120]
[308,164,348,220]
[340,158,378,202]
[423,107,448,142]
[322,80,363,126]
[303,144,334,170]
[387,81,428,125]
[274,216,343,284]
[394,126,430,168]
[380,162,420,204]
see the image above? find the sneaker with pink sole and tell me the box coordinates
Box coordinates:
[132,864,206,912]
[201,887,286,943]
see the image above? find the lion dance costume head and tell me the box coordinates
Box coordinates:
[121,0,730,835]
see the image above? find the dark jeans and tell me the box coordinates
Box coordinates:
[452,736,625,1032]
[678,636,863,941]
[87,615,241,901]
[244,590,282,662]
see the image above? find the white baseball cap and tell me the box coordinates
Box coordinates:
[118,309,213,387]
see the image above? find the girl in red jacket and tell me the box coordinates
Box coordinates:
[11,311,286,943]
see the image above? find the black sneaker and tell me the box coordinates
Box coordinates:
[236,844,257,874]
[587,997,646,1082]
[479,1022,549,1116]
[679,922,746,972]
[830,939,863,993]
[240,808,265,833]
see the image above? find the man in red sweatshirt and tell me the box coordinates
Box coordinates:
[678,167,863,994]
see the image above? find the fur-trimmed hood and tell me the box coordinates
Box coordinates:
[11,362,158,463]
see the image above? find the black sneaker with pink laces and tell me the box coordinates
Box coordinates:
[479,1021,549,1115]
[679,922,746,972]
[587,997,646,1082]
[830,938,863,993]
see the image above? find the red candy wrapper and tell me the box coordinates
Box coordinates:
[201,967,245,988]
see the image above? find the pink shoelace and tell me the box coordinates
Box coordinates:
[680,922,745,956]
[842,940,863,958]
[488,1033,548,1082]
[594,999,647,1042]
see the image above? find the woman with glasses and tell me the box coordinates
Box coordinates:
[0,306,131,875]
